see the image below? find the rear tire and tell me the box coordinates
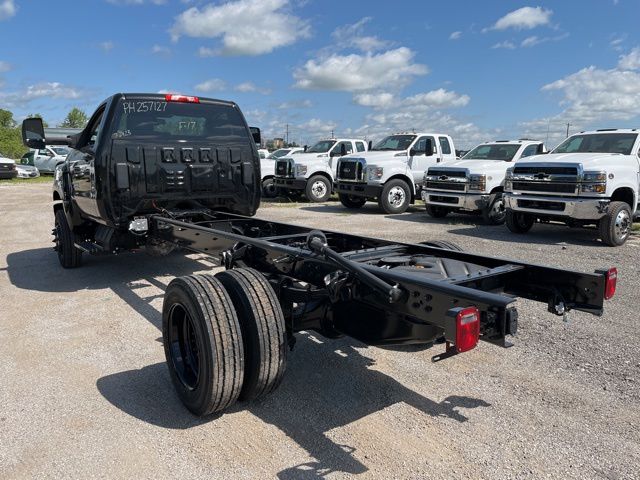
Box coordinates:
[482,192,506,225]
[378,179,411,214]
[425,205,449,218]
[599,201,632,246]
[505,210,535,233]
[54,209,82,268]
[338,193,366,209]
[162,275,245,416]
[305,175,331,202]
[215,268,288,401]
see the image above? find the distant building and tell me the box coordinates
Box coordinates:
[273,138,284,149]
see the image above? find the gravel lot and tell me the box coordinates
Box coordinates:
[1,183,638,480]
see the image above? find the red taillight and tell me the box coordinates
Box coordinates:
[604,267,617,300]
[164,94,200,103]
[455,306,480,353]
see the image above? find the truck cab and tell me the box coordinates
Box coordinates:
[21,92,261,265]
[273,138,367,202]
[335,132,456,214]
[423,140,546,224]
[260,147,304,198]
[504,129,640,246]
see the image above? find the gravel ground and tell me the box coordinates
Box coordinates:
[1,183,638,480]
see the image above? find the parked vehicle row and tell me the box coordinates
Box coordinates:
[265,128,638,246]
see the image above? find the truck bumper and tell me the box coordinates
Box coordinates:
[335,181,383,198]
[504,193,609,220]
[421,190,489,210]
[274,177,307,190]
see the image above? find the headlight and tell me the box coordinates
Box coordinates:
[394,152,407,157]
[295,164,307,176]
[581,170,606,194]
[504,168,514,191]
[317,153,328,158]
[468,174,486,191]
[367,166,384,181]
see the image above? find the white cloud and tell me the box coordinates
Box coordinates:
[151,44,171,55]
[170,0,310,56]
[449,31,462,40]
[610,35,626,52]
[275,99,312,109]
[194,78,226,92]
[0,0,16,20]
[0,60,11,73]
[403,88,470,108]
[234,81,271,95]
[331,17,388,52]
[293,47,428,92]
[492,41,516,50]
[353,92,396,108]
[197,46,216,57]
[521,36,541,48]
[99,41,114,52]
[619,47,640,70]
[0,82,87,108]
[484,6,553,32]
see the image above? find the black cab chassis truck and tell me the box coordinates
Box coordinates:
[22,93,618,416]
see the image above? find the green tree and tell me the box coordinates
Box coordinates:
[0,109,27,158]
[27,113,49,128]
[59,108,88,128]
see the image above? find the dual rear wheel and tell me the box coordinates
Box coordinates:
[162,268,288,416]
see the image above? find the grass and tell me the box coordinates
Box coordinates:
[0,176,54,185]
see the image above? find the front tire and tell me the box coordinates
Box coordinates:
[482,192,507,225]
[305,175,332,202]
[338,193,366,209]
[54,208,82,268]
[599,201,632,246]
[505,210,535,233]
[425,205,449,218]
[215,268,288,401]
[378,179,411,214]
[162,275,245,416]
[262,178,277,198]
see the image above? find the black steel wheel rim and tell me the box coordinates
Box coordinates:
[54,218,62,260]
[168,303,201,390]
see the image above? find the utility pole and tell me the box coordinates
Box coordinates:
[285,124,289,145]
[566,122,571,138]
[330,129,334,139]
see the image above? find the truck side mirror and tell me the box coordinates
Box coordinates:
[340,143,347,156]
[368,140,372,150]
[424,138,434,156]
[22,118,46,149]
[303,145,308,152]
[249,127,261,146]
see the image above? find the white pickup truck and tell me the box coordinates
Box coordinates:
[334,132,457,214]
[504,129,640,246]
[423,140,546,224]
[259,147,304,198]
[273,138,367,202]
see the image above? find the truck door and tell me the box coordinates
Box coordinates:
[438,136,456,162]
[409,136,437,186]
[35,148,53,172]
[329,141,354,175]
[71,105,105,219]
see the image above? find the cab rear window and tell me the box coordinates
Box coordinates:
[111,99,249,142]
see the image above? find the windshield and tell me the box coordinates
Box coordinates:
[553,133,638,155]
[371,135,416,151]
[51,147,69,156]
[20,152,35,165]
[463,144,521,161]
[268,148,292,159]
[111,98,249,143]
[306,140,336,153]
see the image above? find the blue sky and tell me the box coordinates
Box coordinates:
[1,0,639,148]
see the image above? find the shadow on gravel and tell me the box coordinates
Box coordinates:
[298,204,425,216]
[96,335,490,478]
[4,247,214,330]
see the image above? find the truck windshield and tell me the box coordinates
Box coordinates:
[268,148,292,159]
[306,140,336,153]
[371,135,416,151]
[553,133,638,155]
[111,98,249,142]
[463,144,520,161]
[50,147,69,156]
